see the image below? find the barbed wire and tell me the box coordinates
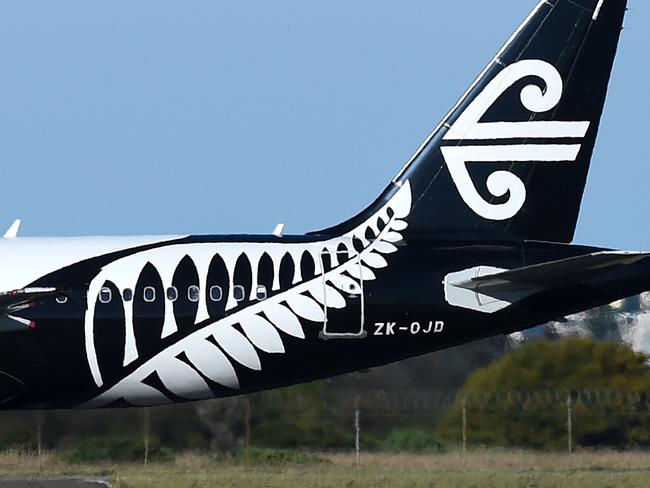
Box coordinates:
[247,388,650,413]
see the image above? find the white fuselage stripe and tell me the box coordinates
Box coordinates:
[593,0,605,20]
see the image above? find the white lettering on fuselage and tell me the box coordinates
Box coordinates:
[374,321,445,337]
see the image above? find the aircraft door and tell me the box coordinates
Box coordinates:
[319,248,366,339]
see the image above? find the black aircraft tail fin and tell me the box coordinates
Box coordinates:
[315,0,627,243]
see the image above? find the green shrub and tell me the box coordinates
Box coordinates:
[247,384,352,449]
[437,339,650,449]
[60,437,173,463]
[234,447,325,465]
[379,428,448,453]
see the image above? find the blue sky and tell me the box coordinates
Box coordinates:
[0,1,647,249]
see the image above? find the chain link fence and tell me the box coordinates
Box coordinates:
[3,388,650,462]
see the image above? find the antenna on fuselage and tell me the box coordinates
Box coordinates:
[272,223,285,237]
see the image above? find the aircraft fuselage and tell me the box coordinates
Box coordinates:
[0,231,644,409]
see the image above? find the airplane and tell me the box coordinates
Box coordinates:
[0,0,639,409]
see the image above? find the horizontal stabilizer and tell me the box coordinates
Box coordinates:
[445,252,650,313]
[459,252,650,293]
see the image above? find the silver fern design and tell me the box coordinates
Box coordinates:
[83,181,412,407]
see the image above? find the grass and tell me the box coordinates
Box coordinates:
[1,450,650,487]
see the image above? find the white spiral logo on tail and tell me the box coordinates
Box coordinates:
[442,59,590,221]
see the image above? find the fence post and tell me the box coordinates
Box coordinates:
[354,403,361,468]
[245,397,252,448]
[35,410,44,472]
[142,407,150,466]
[567,391,573,464]
[461,395,467,455]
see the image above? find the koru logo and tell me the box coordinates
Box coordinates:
[441,59,590,221]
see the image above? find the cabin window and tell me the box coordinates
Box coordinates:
[209,285,223,302]
[188,285,200,303]
[166,286,178,302]
[255,285,267,301]
[347,282,359,297]
[143,286,156,303]
[56,294,68,304]
[99,287,112,304]
[233,285,245,302]
[122,288,133,302]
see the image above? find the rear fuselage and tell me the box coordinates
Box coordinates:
[0,233,640,410]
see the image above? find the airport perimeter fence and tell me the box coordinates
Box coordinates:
[241,388,650,458]
[5,388,650,463]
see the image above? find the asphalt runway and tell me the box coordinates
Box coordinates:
[0,479,110,488]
